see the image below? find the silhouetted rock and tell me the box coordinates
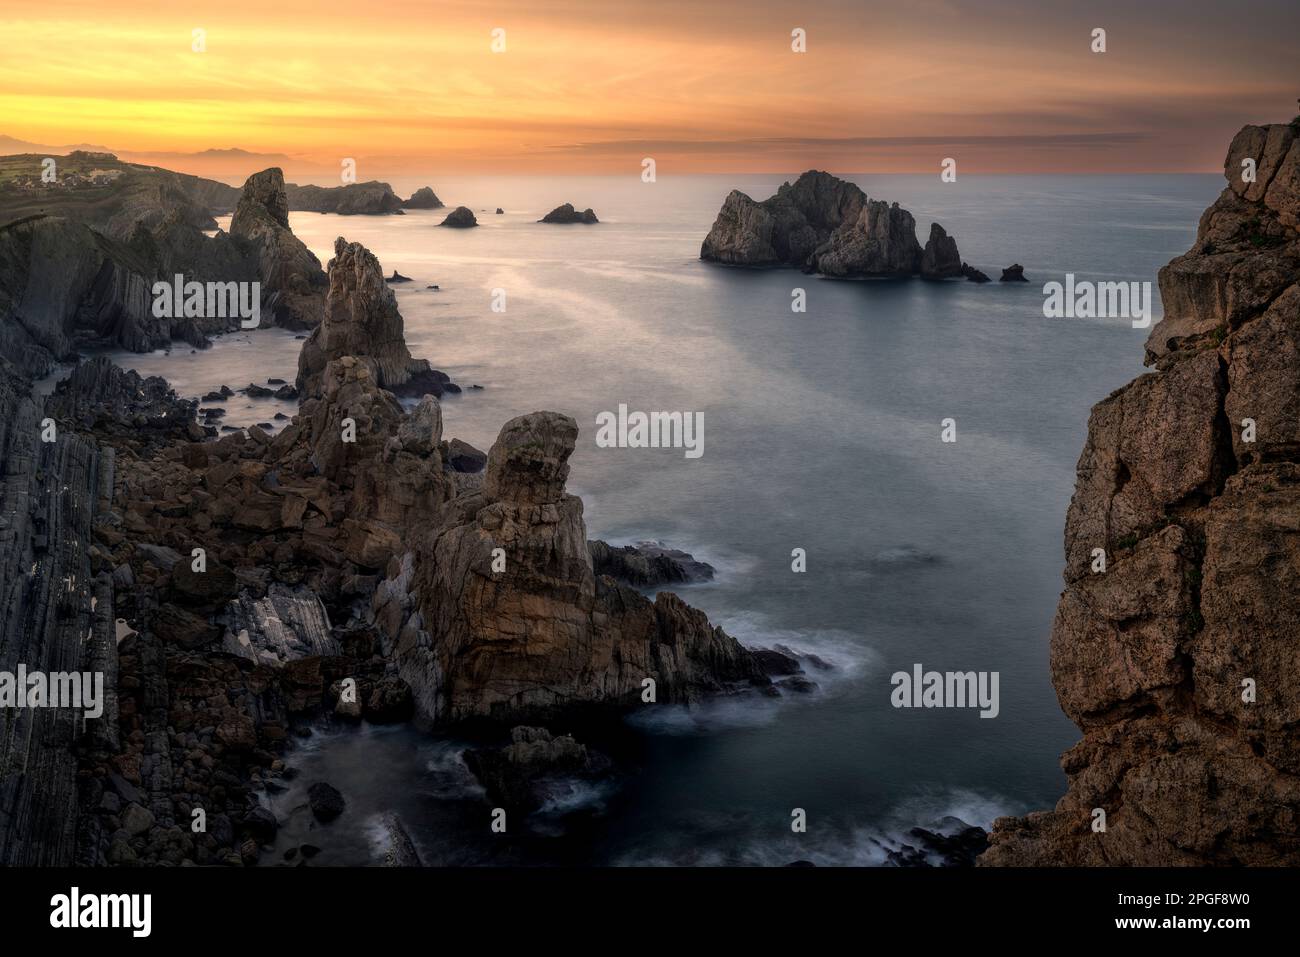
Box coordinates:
[540,203,599,224]
[439,207,477,228]
[402,186,444,210]
[920,223,962,279]
[700,170,952,278]
[286,181,404,215]
[999,263,1027,282]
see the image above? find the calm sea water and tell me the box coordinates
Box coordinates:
[97,173,1220,865]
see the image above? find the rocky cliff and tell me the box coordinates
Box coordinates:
[982,120,1300,866]
[700,170,963,278]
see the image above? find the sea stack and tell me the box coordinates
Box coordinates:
[402,186,444,209]
[699,170,961,279]
[539,203,598,224]
[439,206,478,228]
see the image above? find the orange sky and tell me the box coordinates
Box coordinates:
[2,0,1297,177]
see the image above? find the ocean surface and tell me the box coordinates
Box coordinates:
[89,172,1220,865]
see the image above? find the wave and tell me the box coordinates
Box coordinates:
[611,788,1018,867]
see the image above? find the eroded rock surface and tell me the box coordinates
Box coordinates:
[982,121,1300,867]
[699,170,961,279]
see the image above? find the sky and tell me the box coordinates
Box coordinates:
[1,0,1297,178]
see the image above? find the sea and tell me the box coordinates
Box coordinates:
[82,171,1221,865]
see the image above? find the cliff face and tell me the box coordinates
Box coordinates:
[982,121,1300,866]
[0,356,117,865]
[699,170,961,278]
[377,410,771,726]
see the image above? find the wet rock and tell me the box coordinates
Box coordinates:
[588,539,715,587]
[307,782,345,822]
[999,263,1028,281]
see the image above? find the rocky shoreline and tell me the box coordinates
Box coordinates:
[0,167,814,865]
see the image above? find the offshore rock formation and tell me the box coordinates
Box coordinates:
[699,170,963,279]
[439,206,478,228]
[539,203,598,224]
[286,181,405,215]
[402,187,444,210]
[229,168,328,330]
[982,120,1300,866]
[295,238,455,398]
[920,224,963,279]
[376,410,771,726]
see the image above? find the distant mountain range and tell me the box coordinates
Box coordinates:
[0,135,333,181]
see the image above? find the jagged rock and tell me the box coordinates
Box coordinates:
[402,187,444,210]
[220,584,340,667]
[439,207,478,228]
[699,170,952,278]
[920,223,962,278]
[295,238,453,398]
[386,271,412,283]
[307,782,345,822]
[383,411,770,725]
[961,262,991,283]
[588,539,715,587]
[286,181,405,215]
[982,120,1300,868]
[999,263,1027,281]
[229,168,328,330]
[495,208,504,215]
[463,726,611,813]
[444,437,487,473]
[539,203,598,224]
